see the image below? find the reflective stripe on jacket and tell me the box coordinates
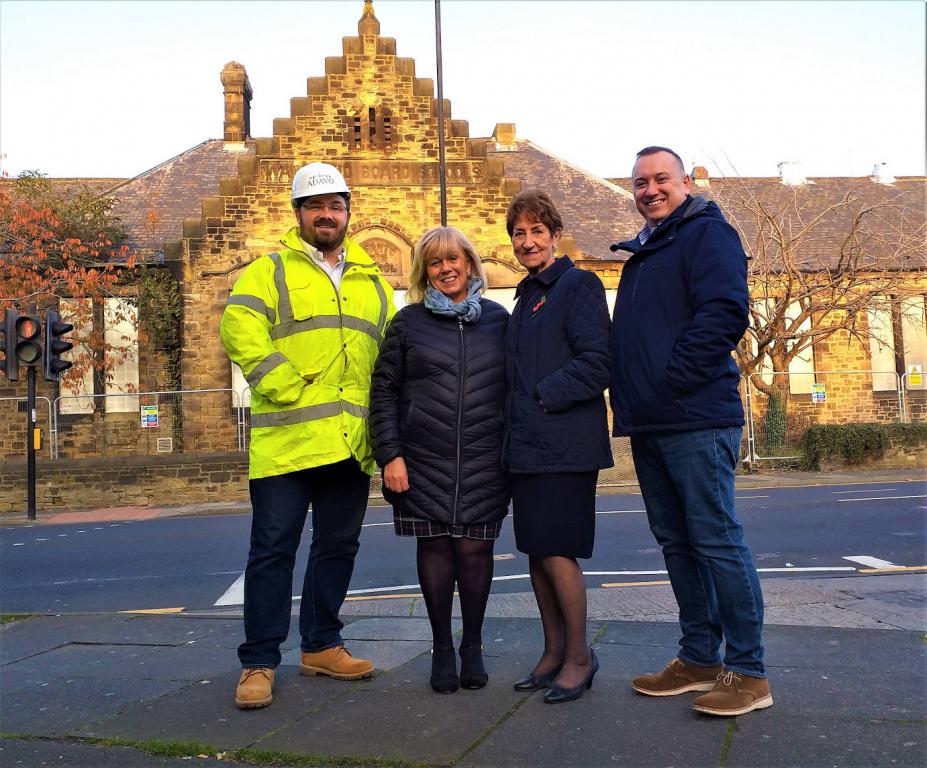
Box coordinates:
[220,228,395,479]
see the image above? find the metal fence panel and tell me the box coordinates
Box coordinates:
[901,372,927,423]
[0,397,54,460]
[53,389,243,459]
[745,371,903,461]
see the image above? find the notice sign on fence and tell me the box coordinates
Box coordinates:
[909,365,923,386]
[140,404,159,428]
[811,383,827,404]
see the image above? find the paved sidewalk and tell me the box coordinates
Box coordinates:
[1,572,924,767]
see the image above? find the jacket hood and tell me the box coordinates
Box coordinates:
[613,195,721,254]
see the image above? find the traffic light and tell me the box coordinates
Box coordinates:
[15,312,43,367]
[1,308,16,381]
[44,309,74,381]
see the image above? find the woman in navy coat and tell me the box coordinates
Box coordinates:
[503,190,612,703]
[370,227,509,694]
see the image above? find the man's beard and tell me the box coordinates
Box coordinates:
[303,219,347,252]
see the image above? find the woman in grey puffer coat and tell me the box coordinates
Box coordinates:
[370,226,508,694]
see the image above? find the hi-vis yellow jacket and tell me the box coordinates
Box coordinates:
[220,228,395,479]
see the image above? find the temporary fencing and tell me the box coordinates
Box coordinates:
[1,370,922,469]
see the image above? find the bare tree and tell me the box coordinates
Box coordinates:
[713,178,924,381]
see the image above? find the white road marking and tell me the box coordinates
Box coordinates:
[596,509,645,515]
[212,562,864,608]
[13,543,24,547]
[361,522,393,528]
[35,538,48,542]
[843,555,897,569]
[832,488,898,494]
[213,574,245,606]
[837,495,927,502]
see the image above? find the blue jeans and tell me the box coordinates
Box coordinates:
[630,427,765,677]
[238,458,370,668]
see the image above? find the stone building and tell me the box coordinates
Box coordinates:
[1,0,924,476]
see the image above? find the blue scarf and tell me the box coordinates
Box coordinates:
[424,277,484,323]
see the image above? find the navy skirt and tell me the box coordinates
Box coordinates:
[511,471,598,559]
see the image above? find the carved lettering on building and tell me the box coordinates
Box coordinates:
[341,161,481,186]
[363,238,402,274]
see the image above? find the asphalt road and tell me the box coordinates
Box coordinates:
[0,479,924,614]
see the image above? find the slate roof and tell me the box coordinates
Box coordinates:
[608,175,927,269]
[489,140,640,259]
[104,139,255,251]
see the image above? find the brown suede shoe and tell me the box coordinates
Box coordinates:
[235,667,274,709]
[692,670,773,716]
[300,645,373,681]
[632,658,723,696]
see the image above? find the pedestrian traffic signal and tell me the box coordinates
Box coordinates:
[15,313,43,367]
[1,308,16,381]
[44,309,74,381]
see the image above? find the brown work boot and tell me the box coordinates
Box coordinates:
[235,667,274,709]
[692,669,773,716]
[300,645,373,681]
[632,658,723,696]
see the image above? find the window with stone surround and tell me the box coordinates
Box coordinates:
[57,298,139,415]
[868,295,927,391]
[343,107,393,150]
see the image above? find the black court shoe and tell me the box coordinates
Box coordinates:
[459,645,488,689]
[430,647,459,694]
[513,664,563,691]
[543,648,599,704]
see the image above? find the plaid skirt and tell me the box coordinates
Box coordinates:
[394,515,503,541]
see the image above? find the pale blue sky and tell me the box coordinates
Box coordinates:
[1,0,924,179]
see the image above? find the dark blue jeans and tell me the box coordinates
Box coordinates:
[630,427,766,677]
[238,458,370,669]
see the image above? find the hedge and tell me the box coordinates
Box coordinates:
[798,422,927,471]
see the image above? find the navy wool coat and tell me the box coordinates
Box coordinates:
[369,299,510,526]
[504,257,613,473]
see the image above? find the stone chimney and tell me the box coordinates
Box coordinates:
[358,0,380,35]
[777,161,806,186]
[870,162,895,185]
[492,123,517,151]
[221,62,252,145]
[691,165,710,188]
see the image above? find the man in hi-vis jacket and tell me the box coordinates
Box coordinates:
[221,162,395,709]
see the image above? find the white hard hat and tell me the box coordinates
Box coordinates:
[291,162,350,203]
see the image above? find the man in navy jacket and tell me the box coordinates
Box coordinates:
[610,147,772,717]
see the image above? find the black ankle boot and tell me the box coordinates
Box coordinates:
[459,645,488,689]
[430,647,459,693]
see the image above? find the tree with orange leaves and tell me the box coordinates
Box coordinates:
[0,172,139,392]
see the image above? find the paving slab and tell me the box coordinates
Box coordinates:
[258,683,521,765]
[2,642,177,681]
[759,625,925,670]
[75,665,369,750]
[725,714,926,768]
[461,665,728,768]
[0,676,189,736]
[0,737,249,767]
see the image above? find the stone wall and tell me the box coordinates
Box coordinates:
[0,454,249,515]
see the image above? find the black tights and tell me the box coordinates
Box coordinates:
[416,535,494,650]
[528,554,591,688]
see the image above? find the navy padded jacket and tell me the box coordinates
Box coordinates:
[369,300,509,525]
